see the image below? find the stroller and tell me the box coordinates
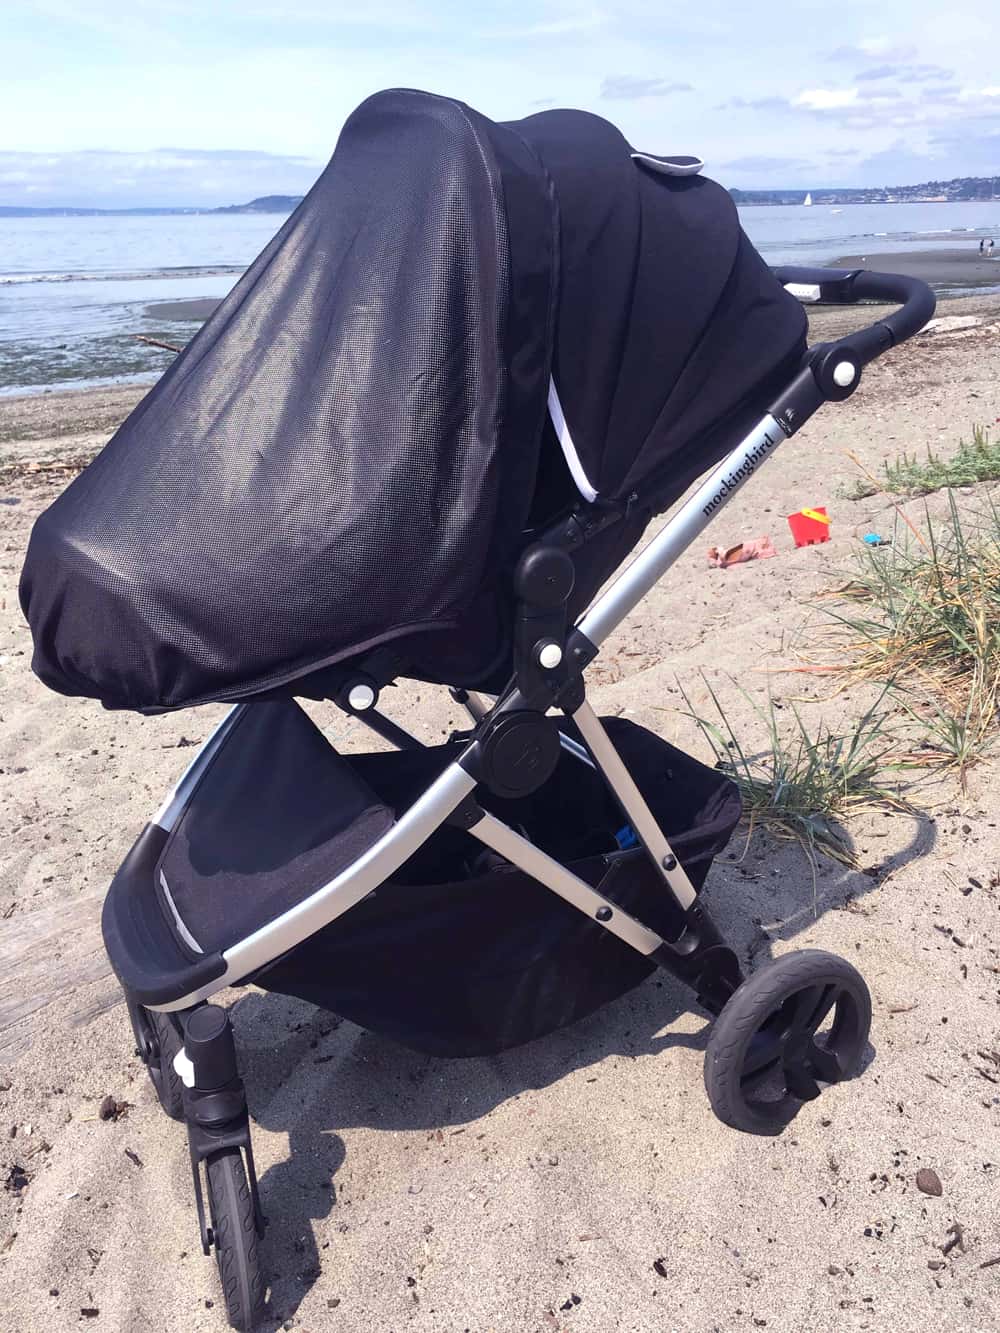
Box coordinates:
[19,90,934,1329]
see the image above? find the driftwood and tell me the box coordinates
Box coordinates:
[0,895,119,1060]
[133,333,183,354]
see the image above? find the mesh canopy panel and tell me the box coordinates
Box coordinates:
[20,91,554,710]
[510,109,808,506]
[20,89,805,711]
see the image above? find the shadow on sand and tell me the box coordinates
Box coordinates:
[229,807,935,1326]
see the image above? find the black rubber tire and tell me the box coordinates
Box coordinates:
[206,1149,266,1332]
[145,1008,185,1121]
[704,949,871,1135]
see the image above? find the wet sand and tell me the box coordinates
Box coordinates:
[2,298,1000,1331]
[142,254,1000,336]
[831,247,1000,289]
[144,297,221,322]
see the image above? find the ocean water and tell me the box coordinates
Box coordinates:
[0,213,283,396]
[2,200,999,395]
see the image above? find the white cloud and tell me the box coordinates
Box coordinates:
[827,38,918,63]
[2,0,999,198]
[794,88,859,111]
[502,7,606,37]
[857,37,917,60]
[601,75,692,99]
[0,147,321,208]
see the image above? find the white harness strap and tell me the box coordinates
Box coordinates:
[159,869,204,954]
[547,377,598,503]
[546,151,703,505]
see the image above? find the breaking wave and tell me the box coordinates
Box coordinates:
[0,264,245,286]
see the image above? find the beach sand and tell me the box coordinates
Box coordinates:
[144,298,221,323]
[2,298,1000,1332]
[832,249,1000,290]
[135,251,1000,340]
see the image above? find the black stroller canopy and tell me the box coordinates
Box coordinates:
[20,89,806,712]
[526,112,804,503]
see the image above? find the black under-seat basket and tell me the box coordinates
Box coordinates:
[139,701,739,1053]
[198,703,741,1057]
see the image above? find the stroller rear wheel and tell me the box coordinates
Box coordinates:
[704,949,871,1135]
[206,1149,266,1331]
[144,1007,185,1121]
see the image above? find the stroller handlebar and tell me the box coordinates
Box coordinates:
[580,266,934,645]
[772,264,936,365]
[763,265,936,428]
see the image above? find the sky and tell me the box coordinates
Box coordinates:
[1,0,998,208]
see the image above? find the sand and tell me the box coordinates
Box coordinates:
[2,298,1000,1332]
[832,249,1000,290]
[144,299,221,323]
[135,252,1000,343]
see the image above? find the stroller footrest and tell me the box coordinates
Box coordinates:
[102,824,227,1007]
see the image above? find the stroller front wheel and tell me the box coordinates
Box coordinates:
[143,1007,185,1121]
[704,949,871,1135]
[206,1149,267,1331]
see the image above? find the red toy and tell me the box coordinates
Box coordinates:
[787,505,830,547]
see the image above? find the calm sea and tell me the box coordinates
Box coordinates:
[2,200,999,395]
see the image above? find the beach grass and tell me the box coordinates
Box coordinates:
[679,675,907,869]
[821,492,1000,786]
[840,424,999,499]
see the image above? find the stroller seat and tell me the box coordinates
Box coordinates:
[155,704,394,955]
[104,696,744,1051]
[102,703,394,1003]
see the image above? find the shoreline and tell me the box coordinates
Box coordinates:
[3,289,1000,422]
[143,295,220,321]
[3,249,998,400]
[830,247,1000,288]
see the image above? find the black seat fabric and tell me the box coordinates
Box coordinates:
[156,702,393,954]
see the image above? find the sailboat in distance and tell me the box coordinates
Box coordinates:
[803,192,813,206]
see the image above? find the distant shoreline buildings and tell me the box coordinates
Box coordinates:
[730,175,1000,207]
[1,175,998,217]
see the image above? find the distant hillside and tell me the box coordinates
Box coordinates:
[730,174,1000,206]
[0,196,302,218]
[0,205,202,217]
[212,195,303,214]
[2,173,995,217]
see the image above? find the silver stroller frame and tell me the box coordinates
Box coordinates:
[114,267,933,1325]
[150,408,785,1013]
[145,262,936,1018]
